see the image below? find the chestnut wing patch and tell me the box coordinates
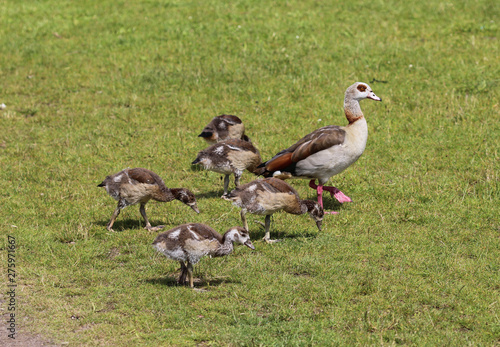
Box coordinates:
[265,152,293,172]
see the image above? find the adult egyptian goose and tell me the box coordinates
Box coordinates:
[198,114,250,144]
[152,223,255,288]
[98,168,199,232]
[192,139,262,197]
[222,177,324,243]
[257,82,381,213]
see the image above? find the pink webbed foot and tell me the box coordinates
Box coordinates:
[323,186,352,204]
[308,180,339,214]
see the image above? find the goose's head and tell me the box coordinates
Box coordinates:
[347,82,382,102]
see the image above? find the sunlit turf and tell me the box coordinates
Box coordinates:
[0,0,498,345]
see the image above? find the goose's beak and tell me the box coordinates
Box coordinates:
[367,91,382,101]
[316,220,323,231]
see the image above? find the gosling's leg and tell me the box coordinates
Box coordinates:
[140,202,164,232]
[222,174,230,197]
[263,215,280,243]
[240,210,249,231]
[234,172,241,188]
[178,261,187,285]
[107,204,122,231]
[187,262,194,288]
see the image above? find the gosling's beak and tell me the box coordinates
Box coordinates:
[244,240,255,250]
[191,205,200,214]
[316,220,323,231]
[198,131,212,138]
[367,91,382,101]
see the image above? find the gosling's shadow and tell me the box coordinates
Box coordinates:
[246,220,319,241]
[94,218,166,232]
[144,276,240,288]
[250,229,318,242]
[192,190,226,200]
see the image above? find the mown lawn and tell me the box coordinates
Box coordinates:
[0,0,498,345]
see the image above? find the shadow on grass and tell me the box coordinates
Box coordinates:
[318,197,348,213]
[143,276,240,288]
[94,218,162,232]
[193,190,225,200]
[246,220,319,241]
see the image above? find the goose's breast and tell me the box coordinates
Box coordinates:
[295,132,367,178]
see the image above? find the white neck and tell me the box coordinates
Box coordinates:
[346,115,368,157]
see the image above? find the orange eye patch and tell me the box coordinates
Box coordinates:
[357,84,367,92]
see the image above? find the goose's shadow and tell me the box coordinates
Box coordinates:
[307,194,347,214]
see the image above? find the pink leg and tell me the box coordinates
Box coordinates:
[309,180,339,214]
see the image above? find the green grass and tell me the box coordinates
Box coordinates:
[1,0,499,345]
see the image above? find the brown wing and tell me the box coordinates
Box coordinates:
[264,126,346,172]
[291,127,345,162]
[218,114,242,125]
[127,168,163,186]
[224,138,260,154]
[262,177,299,196]
[187,223,223,243]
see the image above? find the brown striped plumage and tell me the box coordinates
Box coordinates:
[192,139,262,196]
[98,168,199,232]
[152,223,254,288]
[198,114,249,144]
[223,178,324,243]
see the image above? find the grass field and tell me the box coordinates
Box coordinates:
[1,0,499,345]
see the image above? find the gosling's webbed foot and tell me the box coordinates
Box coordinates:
[263,237,281,244]
[146,225,165,232]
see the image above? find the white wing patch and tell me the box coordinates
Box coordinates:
[113,174,123,183]
[247,184,257,192]
[214,145,225,155]
[226,145,242,151]
[168,229,181,239]
[187,226,200,240]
